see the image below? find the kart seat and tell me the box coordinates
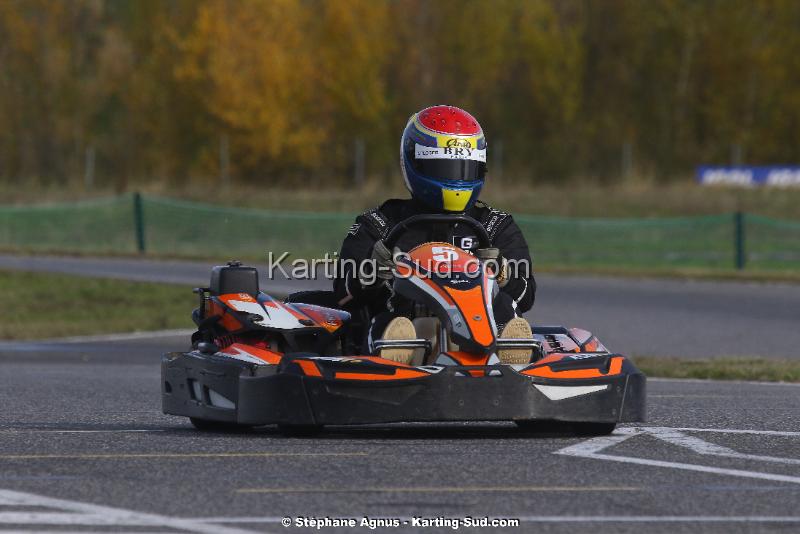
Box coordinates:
[210,261,259,296]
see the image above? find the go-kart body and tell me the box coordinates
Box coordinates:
[163,326,645,427]
[162,216,646,431]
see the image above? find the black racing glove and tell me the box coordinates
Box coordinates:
[359,240,395,287]
[475,247,509,287]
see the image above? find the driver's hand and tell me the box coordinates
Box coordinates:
[360,240,395,287]
[476,247,509,287]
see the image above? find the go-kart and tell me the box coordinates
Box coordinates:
[161,214,646,435]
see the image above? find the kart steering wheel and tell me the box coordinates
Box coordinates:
[383,214,491,250]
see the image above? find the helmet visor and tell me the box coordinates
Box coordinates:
[412,144,487,182]
[413,158,487,182]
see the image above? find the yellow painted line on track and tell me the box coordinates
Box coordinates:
[0,452,367,460]
[0,429,164,434]
[650,395,731,398]
[236,486,640,494]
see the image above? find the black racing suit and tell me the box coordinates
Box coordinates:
[333,198,536,352]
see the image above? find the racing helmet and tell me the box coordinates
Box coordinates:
[400,105,487,212]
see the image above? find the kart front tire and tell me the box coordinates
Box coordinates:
[278,424,324,437]
[189,417,252,433]
[571,422,617,436]
[515,420,616,436]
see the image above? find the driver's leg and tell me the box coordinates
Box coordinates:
[493,291,516,326]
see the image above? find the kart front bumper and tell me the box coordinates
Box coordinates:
[161,352,646,426]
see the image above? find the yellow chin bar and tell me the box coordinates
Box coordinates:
[442,188,472,212]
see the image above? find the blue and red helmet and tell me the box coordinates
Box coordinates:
[400,105,487,212]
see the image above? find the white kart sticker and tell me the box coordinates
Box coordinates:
[220,345,270,365]
[227,299,303,329]
[415,144,486,162]
[534,384,609,401]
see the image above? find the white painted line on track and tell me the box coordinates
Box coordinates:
[662,426,800,437]
[642,428,742,455]
[0,488,261,533]
[572,452,800,485]
[554,427,639,456]
[557,426,800,485]
[642,427,800,465]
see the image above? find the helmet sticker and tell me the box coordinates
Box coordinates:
[415,144,486,162]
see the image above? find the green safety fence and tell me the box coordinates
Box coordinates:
[141,195,349,259]
[515,214,738,269]
[0,193,798,271]
[0,195,138,255]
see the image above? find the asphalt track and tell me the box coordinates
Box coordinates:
[1,253,799,359]
[0,334,799,533]
[0,255,799,532]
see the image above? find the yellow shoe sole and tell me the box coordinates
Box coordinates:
[498,317,533,364]
[379,317,417,365]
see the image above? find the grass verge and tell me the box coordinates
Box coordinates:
[0,270,193,340]
[632,356,800,383]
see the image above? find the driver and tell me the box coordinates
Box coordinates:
[334,105,536,364]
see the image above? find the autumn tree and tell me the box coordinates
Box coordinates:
[1,0,800,187]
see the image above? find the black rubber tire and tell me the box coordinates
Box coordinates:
[189,417,252,433]
[278,424,324,437]
[515,420,616,436]
[571,422,617,436]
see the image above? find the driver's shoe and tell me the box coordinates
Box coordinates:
[378,317,417,364]
[498,317,533,364]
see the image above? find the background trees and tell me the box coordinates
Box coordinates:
[0,0,798,188]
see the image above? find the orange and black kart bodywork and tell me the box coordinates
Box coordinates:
[162,325,645,427]
[163,228,645,429]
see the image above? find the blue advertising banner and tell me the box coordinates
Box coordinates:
[697,166,800,187]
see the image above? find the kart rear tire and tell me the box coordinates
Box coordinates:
[515,420,616,436]
[189,417,252,433]
[278,424,324,437]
